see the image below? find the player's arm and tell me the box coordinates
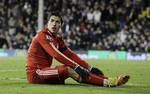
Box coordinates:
[63,48,104,75]
[63,48,90,69]
[58,37,91,70]
[58,36,104,75]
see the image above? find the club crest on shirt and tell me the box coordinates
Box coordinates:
[46,35,53,41]
[55,44,59,49]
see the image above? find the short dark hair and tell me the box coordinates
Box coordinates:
[50,11,63,24]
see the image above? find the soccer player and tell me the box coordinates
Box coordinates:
[26,12,130,87]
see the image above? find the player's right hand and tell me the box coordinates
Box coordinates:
[74,65,89,81]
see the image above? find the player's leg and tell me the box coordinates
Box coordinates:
[67,67,130,87]
[81,74,130,87]
[35,65,69,84]
[67,67,105,85]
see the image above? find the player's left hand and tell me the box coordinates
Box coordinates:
[90,67,104,76]
[74,66,89,81]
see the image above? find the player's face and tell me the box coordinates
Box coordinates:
[48,16,61,34]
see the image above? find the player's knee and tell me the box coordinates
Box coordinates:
[65,66,74,75]
[57,66,70,79]
[65,67,74,74]
[65,66,71,71]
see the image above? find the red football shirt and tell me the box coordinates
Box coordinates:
[26,28,89,70]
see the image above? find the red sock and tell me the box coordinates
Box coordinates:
[80,73,108,86]
[97,74,108,79]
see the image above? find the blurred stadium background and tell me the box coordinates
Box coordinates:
[0,0,150,94]
[0,0,150,60]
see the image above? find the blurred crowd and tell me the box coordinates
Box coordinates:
[0,0,37,49]
[0,0,150,52]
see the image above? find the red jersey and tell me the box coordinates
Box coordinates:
[26,28,89,70]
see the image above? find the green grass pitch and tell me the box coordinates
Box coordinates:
[0,56,150,94]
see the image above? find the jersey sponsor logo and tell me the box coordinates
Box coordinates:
[56,44,59,49]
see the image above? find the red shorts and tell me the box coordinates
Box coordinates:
[26,65,69,84]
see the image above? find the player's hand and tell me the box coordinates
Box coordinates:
[74,65,89,81]
[90,67,104,76]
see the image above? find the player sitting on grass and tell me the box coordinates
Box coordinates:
[26,11,130,87]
